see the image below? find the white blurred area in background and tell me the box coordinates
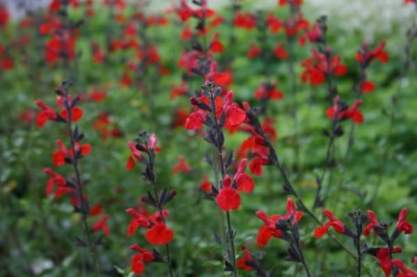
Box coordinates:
[1,0,415,40]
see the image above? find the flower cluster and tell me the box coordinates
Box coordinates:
[125,132,176,276]
[314,208,416,276]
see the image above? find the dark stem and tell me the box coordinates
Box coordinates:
[64,95,100,276]
[209,89,238,277]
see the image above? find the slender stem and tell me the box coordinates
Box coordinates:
[356,238,362,277]
[152,176,175,277]
[210,89,238,277]
[65,95,100,276]
[226,212,237,277]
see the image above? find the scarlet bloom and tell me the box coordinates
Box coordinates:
[355,42,389,65]
[92,215,110,236]
[255,83,284,101]
[52,139,91,167]
[225,103,246,128]
[170,82,188,99]
[209,33,224,53]
[216,176,241,211]
[266,15,282,33]
[371,247,417,277]
[172,156,192,174]
[273,44,288,60]
[314,209,345,238]
[126,207,173,246]
[396,208,413,234]
[91,42,105,64]
[88,89,107,102]
[361,80,375,93]
[145,222,174,245]
[363,210,380,236]
[184,110,206,130]
[43,168,72,198]
[233,13,256,29]
[256,198,303,247]
[279,0,303,6]
[34,99,57,127]
[247,44,262,59]
[283,15,309,37]
[126,134,159,170]
[60,106,84,123]
[235,159,255,193]
[249,157,268,176]
[0,4,9,27]
[207,71,233,87]
[326,97,364,124]
[237,246,254,271]
[130,244,155,275]
[199,176,213,193]
[301,49,347,86]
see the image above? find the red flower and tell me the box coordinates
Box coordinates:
[126,141,142,170]
[126,207,171,242]
[363,210,379,236]
[52,139,91,167]
[0,4,9,27]
[361,80,375,93]
[233,13,256,30]
[326,97,364,125]
[88,89,107,102]
[355,42,389,65]
[235,159,255,193]
[266,15,282,33]
[0,56,13,70]
[209,33,224,53]
[255,83,284,101]
[170,82,189,99]
[216,176,241,211]
[273,44,288,60]
[225,103,246,128]
[314,209,345,238]
[301,49,347,86]
[237,246,254,271]
[145,222,174,245]
[92,215,110,236]
[249,157,268,176]
[396,208,413,234]
[256,197,303,247]
[207,71,233,87]
[172,156,192,174]
[60,106,84,123]
[200,176,213,193]
[91,43,105,64]
[90,203,103,216]
[247,44,262,59]
[34,99,57,127]
[130,244,155,275]
[180,27,193,41]
[184,110,206,130]
[43,168,72,198]
[279,0,303,6]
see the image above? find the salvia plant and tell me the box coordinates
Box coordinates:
[0,0,416,276]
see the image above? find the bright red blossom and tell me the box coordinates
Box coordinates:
[314,209,345,238]
[216,176,241,211]
[256,198,303,247]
